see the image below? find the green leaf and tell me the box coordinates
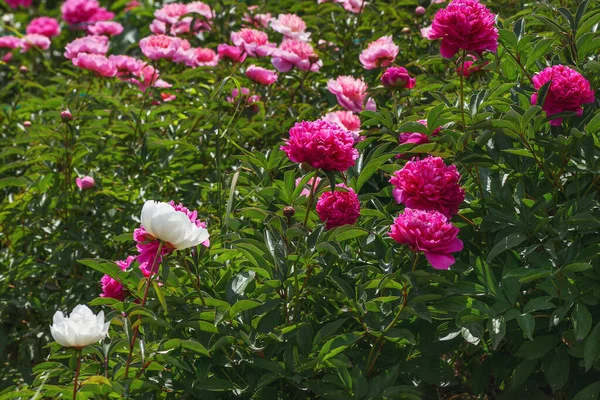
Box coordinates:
[152,282,168,314]
[584,322,600,371]
[356,153,395,191]
[515,335,560,359]
[487,316,506,349]
[517,313,535,341]
[181,340,210,357]
[229,300,261,318]
[574,302,593,341]
[543,347,569,392]
[318,332,362,362]
[486,233,527,263]
[574,382,600,400]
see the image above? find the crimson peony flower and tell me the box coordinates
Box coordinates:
[327,76,376,113]
[87,21,124,36]
[139,35,182,61]
[270,14,311,41]
[26,17,61,38]
[100,256,135,301]
[322,111,362,143]
[20,34,51,53]
[61,0,114,27]
[218,44,247,63]
[281,120,359,172]
[64,35,109,59]
[390,156,464,217]
[6,0,32,8]
[389,208,463,270]
[231,28,276,57]
[271,38,321,72]
[72,54,117,77]
[76,176,95,190]
[246,65,278,85]
[359,35,399,70]
[316,184,361,230]
[455,54,487,77]
[531,65,595,127]
[381,66,416,89]
[428,0,498,58]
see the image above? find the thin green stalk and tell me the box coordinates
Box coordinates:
[459,50,466,130]
[183,258,207,306]
[73,348,83,400]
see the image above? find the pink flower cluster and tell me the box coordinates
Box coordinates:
[231,28,276,57]
[272,39,321,72]
[328,76,376,113]
[316,185,361,230]
[65,35,118,77]
[6,0,32,8]
[270,14,311,41]
[359,35,399,70]
[100,256,135,301]
[243,6,273,29]
[61,0,114,28]
[150,2,213,36]
[322,111,362,143]
[319,0,369,13]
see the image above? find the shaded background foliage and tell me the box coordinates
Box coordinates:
[1,0,600,398]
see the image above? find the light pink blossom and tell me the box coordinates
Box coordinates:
[64,35,109,59]
[0,36,23,49]
[173,47,218,67]
[26,17,61,38]
[270,14,310,41]
[327,75,376,113]
[415,6,427,15]
[217,44,246,63]
[20,34,51,52]
[245,65,278,85]
[87,21,124,36]
[322,111,362,143]
[359,35,399,69]
[72,53,117,77]
[139,34,182,61]
[61,0,114,27]
[226,88,261,106]
[316,184,360,230]
[271,38,321,72]
[339,0,367,13]
[243,6,273,29]
[230,28,276,57]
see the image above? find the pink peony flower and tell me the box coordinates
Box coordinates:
[173,47,218,67]
[76,176,96,190]
[281,120,359,172]
[23,121,32,127]
[109,54,145,79]
[322,111,362,143]
[187,1,213,20]
[5,0,32,7]
[389,208,463,270]
[64,35,109,59]
[20,34,51,53]
[381,66,416,89]
[226,88,261,106]
[154,3,188,24]
[339,0,368,13]
[397,120,441,156]
[327,75,376,113]
[61,0,114,27]
[420,25,433,39]
[271,38,322,72]
[125,0,140,12]
[100,256,135,301]
[0,36,23,49]
[139,34,182,61]
[295,176,322,197]
[531,65,595,126]
[359,35,399,70]
[455,54,487,77]
[270,14,310,41]
[316,184,360,230]
[87,21,124,36]
[415,6,427,15]
[243,6,273,29]
[428,0,498,58]
[390,156,464,216]
[246,65,278,85]
[131,65,171,92]
[217,43,246,63]
[72,53,117,77]
[149,19,167,35]
[230,28,276,57]
[26,17,61,38]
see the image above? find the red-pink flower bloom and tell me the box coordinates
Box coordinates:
[20,34,51,52]
[64,35,109,59]
[125,0,140,12]
[359,35,399,70]
[295,176,322,197]
[230,28,276,57]
[61,0,114,27]
[428,0,498,58]
[271,38,321,72]
[281,120,359,172]
[26,17,61,38]
[61,110,73,121]
[139,34,182,61]
[339,0,368,13]
[390,156,464,216]
[455,54,487,77]
[316,184,360,230]
[327,76,376,113]
[100,256,134,300]
[72,54,117,77]
[396,120,441,158]
[531,65,595,127]
[322,111,362,143]
[23,121,32,127]
[0,36,23,49]
[154,3,188,24]
[217,44,246,63]
[6,0,32,8]
[381,67,416,89]
[173,47,218,67]
[246,65,278,85]
[109,54,145,79]
[87,21,124,36]
[270,14,310,41]
[76,176,96,190]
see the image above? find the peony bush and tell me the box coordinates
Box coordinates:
[0,0,600,398]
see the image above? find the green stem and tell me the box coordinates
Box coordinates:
[411,253,420,273]
[459,50,466,130]
[302,170,321,229]
[73,348,82,400]
[183,258,207,306]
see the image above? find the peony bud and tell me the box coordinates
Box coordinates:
[50,305,110,348]
[76,176,95,190]
[19,65,28,72]
[60,109,73,121]
[23,121,31,127]
[415,6,426,15]
[308,54,320,64]
[381,67,416,89]
[283,206,296,218]
[402,27,411,34]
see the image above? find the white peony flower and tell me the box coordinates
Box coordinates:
[50,305,110,348]
[140,200,210,250]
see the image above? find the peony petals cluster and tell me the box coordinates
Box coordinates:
[226,88,261,107]
[243,6,273,29]
[87,21,124,36]
[100,256,135,300]
[173,47,219,67]
[327,76,376,113]
[20,34,51,53]
[50,305,110,348]
[295,176,322,197]
[271,39,321,72]
[0,36,23,50]
[76,176,95,190]
[456,54,487,77]
[390,156,464,217]
[316,184,361,230]
[398,119,441,147]
[246,65,278,85]
[150,2,213,36]
[109,55,170,91]
[531,65,595,126]
[359,35,399,70]
[64,35,109,59]
[73,53,117,77]
[61,0,114,27]
[281,120,359,172]
[389,208,463,270]
[231,28,276,57]
[26,17,61,38]
[322,111,362,143]
[428,0,498,58]
[381,67,416,89]
[270,14,310,41]
[139,35,183,61]
[218,44,246,63]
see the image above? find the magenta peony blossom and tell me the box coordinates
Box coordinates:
[295,176,322,197]
[322,111,362,143]
[100,255,135,300]
[381,67,416,89]
[389,208,462,270]
[20,34,51,53]
[0,36,23,49]
[327,76,376,113]
[359,35,399,70]
[428,0,498,58]
[76,176,95,190]
[316,184,361,230]
[26,17,61,38]
[270,14,310,41]
[390,156,464,216]
[61,0,114,27]
[271,38,321,72]
[246,65,278,85]
[281,120,359,171]
[531,65,595,126]
[109,54,144,78]
[87,21,124,36]
[455,54,487,77]
[72,53,117,77]
[139,35,182,61]
[5,0,32,8]
[218,43,246,63]
[231,28,276,57]
[64,35,109,59]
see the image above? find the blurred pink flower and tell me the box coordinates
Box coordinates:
[61,0,114,27]
[61,110,73,121]
[531,65,595,126]
[398,120,432,146]
[6,0,32,8]
[246,65,278,85]
[23,121,32,127]
[281,120,359,172]
[420,25,433,39]
[161,92,176,102]
[173,47,218,67]
[381,66,415,89]
[131,65,171,92]
[339,0,367,13]
[327,75,376,113]
[226,88,261,106]
[26,17,61,38]
[316,184,360,230]
[271,38,321,72]
[0,36,23,49]
[20,34,51,53]
[72,53,117,77]
[154,3,188,24]
[76,176,96,190]
[109,54,145,79]
[359,35,399,70]
[100,256,135,300]
[125,0,140,12]
[389,208,463,270]
[295,176,322,197]
[231,28,276,57]
[243,6,273,29]
[217,44,246,63]
[322,111,362,143]
[428,0,498,58]
[270,14,310,41]
[64,35,109,59]
[87,21,124,36]
[415,6,426,15]
[139,34,182,61]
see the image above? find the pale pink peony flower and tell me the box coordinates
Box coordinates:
[270,14,310,41]
[23,121,32,127]
[322,111,362,143]
[173,47,218,67]
[139,34,182,61]
[359,35,399,70]
[339,0,367,13]
[428,0,498,58]
[243,6,273,29]
[327,76,376,113]
[100,256,135,301]
[154,3,188,24]
[6,0,32,7]
[64,35,109,59]
[131,65,171,92]
[72,53,117,77]
[245,65,278,85]
[26,17,61,38]
[271,38,322,72]
[295,176,322,197]
[316,184,360,230]
[149,20,167,35]
[390,156,464,217]
[188,1,213,20]
[0,36,23,49]
[415,6,427,15]
[217,44,246,63]
[108,54,145,79]
[381,67,416,89]
[420,25,433,39]
[531,65,595,126]
[230,28,276,57]
[87,21,124,36]
[61,0,114,27]
[76,176,96,190]
[281,120,359,172]
[20,34,51,52]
